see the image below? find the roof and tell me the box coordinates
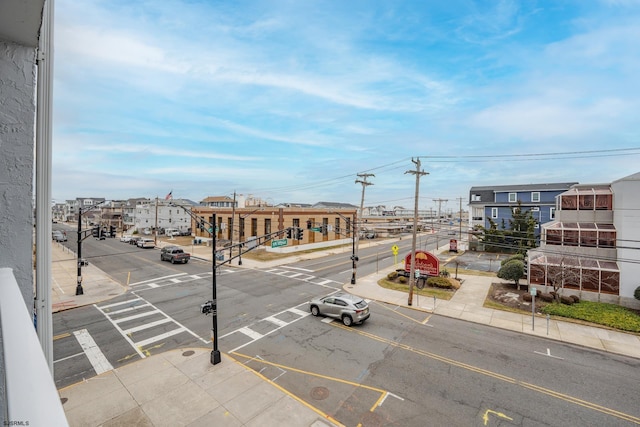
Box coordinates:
[470,182,578,193]
[312,201,358,209]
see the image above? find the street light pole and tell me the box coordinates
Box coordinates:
[331,211,357,285]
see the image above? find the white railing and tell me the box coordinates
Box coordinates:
[0,268,68,426]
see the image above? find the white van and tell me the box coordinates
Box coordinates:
[164,228,180,237]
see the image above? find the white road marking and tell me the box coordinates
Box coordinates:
[108,303,151,315]
[265,316,289,327]
[239,327,264,340]
[113,310,158,324]
[534,348,564,360]
[281,266,314,272]
[130,273,187,286]
[99,298,142,309]
[321,318,333,323]
[135,328,186,348]
[170,278,182,283]
[122,318,172,334]
[73,329,114,375]
[53,352,83,364]
[288,307,309,317]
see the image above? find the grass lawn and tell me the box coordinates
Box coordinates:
[377,278,455,300]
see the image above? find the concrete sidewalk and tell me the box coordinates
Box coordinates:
[54,238,640,426]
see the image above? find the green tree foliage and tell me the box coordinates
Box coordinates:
[479,217,505,252]
[508,201,538,253]
[501,254,524,266]
[497,259,525,288]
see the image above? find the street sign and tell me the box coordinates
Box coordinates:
[271,238,288,248]
[311,227,322,232]
[208,227,213,233]
[392,245,399,252]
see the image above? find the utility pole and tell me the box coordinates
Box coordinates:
[230,191,236,262]
[76,207,84,295]
[354,173,374,284]
[154,197,159,246]
[456,197,465,243]
[433,198,448,249]
[406,158,428,306]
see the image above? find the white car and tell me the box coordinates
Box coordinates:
[120,235,132,243]
[137,238,155,248]
[52,231,67,242]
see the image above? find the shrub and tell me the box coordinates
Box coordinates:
[398,276,407,284]
[501,254,524,266]
[440,269,450,278]
[635,286,640,301]
[387,271,398,280]
[540,293,554,302]
[497,260,524,286]
[569,295,580,304]
[523,293,532,302]
[560,295,574,305]
[542,301,640,333]
[428,277,453,289]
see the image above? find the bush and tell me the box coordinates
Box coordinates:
[635,286,640,301]
[501,254,524,266]
[540,293,554,302]
[440,269,450,278]
[542,301,640,332]
[398,276,407,284]
[497,260,524,286]
[560,295,574,305]
[387,271,398,280]
[428,276,453,289]
[523,293,532,302]
[569,295,580,304]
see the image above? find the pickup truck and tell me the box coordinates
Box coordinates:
[160,246,190,264]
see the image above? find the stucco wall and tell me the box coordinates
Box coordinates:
[612,174,640,305]
[0,41,36,306]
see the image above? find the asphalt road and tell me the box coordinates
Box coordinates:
[51,227,640,426]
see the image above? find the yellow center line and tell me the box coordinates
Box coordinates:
[331,323,640,425]
[53,332,70,341]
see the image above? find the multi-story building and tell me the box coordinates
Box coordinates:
[468,182,578,237]
[529,173,640,308]
[133,198,196,234]
[122,197,150,231]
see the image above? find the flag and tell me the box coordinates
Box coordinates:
[165,190,173,200]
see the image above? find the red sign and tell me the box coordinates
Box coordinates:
[450,239,458,252]
[404,250,439,276]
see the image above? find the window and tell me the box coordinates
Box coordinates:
[508,193,517,203]
[491,208,498,218]
[531,207,540,212]
[531,192,540,202]
[471,194,481,202]
[550,207,556,219]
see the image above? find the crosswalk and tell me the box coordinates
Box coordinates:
[259,266,342,289]
[221,305,311,353]
[129,269,236,291]
[94,294,208,358]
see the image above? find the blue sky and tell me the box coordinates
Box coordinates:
[52,0,640,210]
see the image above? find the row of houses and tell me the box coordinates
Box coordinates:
[469,172,640,308]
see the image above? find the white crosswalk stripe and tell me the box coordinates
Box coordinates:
[261,268,342,289]
[95,294,208,358]
[129,269,236,290]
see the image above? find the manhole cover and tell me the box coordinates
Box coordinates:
[60,397,68,405]
[310,386,330,400]
[182,350,195,357]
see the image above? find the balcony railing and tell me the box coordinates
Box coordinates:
[0,268,68,426]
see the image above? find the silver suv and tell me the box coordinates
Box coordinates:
[309,292,370,326]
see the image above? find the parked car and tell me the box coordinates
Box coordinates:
[120,235,132,243]
[52,231,67,242]
[160,246,190,264]
[137,238,155,248]
[309,292,370,326]
[129,236,142,245]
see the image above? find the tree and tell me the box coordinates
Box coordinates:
[508,201,538,253]
[479,217,507,253]
[545,256,582,302]
[497,259,525,289]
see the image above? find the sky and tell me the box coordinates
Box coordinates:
[52,0,640,211]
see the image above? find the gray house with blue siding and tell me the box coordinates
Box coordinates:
[468,182,578,238]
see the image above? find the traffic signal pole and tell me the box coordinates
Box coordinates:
[76,207,84,295]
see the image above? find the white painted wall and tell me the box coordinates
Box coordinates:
[0,41,36,305]
[612,173,640,307]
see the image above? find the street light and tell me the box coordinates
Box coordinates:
[76,201,107,295]
[331,211,357,285]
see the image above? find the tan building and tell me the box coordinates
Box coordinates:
[191,206,357,248]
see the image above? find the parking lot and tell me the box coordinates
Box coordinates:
[441,251,510,273]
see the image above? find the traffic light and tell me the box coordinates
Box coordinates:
[286,227,293,239]
[295,227,304,240]
[92,225,99,237]
[110,225,116,237]
[306,220,312,229]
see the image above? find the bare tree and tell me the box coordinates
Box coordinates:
[544,255,582,302]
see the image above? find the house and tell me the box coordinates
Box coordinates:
[529,173,640,308]
[468,182,578,237]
